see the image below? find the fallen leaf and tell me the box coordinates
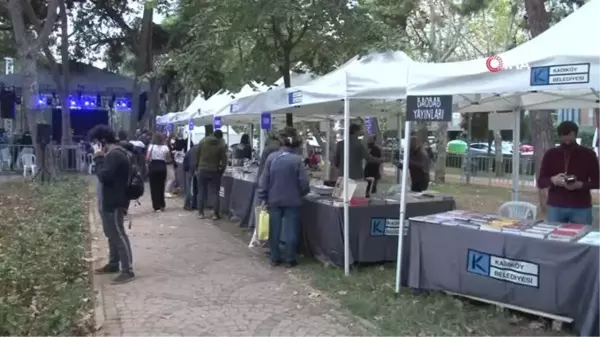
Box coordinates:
[292,291,299,295]
[337,290,348,296]
[308,292,320,299]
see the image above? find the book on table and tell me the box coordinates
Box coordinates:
[548,229,585,242]
[578,231,600,245]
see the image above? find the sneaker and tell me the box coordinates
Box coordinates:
[111,271,135,284]
[285,261,298,268]
[198,213,205,219]
[95,264,119,274]
[211,213,221,220]
[270,260,282,267]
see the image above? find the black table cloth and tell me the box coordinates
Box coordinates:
[408,220,599,337]
[300,194,456,284]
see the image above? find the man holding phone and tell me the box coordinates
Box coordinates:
[538,121,600,225]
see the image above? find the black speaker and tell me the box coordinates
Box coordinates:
[36,123,52,145]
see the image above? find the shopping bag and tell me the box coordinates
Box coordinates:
[257,207,269,241]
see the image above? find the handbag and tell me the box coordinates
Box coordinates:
[256,206,269,241]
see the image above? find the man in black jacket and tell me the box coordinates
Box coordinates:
[91,125,135,284]
[183,141,200,210]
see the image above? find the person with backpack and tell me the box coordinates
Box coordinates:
[90,125,135,284]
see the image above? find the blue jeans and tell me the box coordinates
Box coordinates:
[547,206,593,225]
[184,175,197,209]
[269,206,301,263]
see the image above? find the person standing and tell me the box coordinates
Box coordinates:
[538,121,599,224]
[334,123,380,180]
[234,134,253,160]
[257,127,310,268]
[147,132,170,212]
[364,135,382,194]
[196,129,228,220]
[90,125,135,284]
[183,141,200,210]
[406,136,430,192]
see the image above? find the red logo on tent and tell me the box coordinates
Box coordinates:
[486,56,504,72]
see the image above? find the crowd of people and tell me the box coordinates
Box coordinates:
[90,122,442,283]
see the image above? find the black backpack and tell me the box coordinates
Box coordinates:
[115,147,145,200]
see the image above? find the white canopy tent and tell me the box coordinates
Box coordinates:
[210,50,413,278]
[190,82,271,124]
[395,0,600,295]
[170,94,208,123]
[407,0,599,112]
[216,51,414,124]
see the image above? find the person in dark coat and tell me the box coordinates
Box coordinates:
[183,141,199,210]
[363,135,382,194]
[234,134,253,160]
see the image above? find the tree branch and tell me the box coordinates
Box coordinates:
[0,0,7,9]
[290,18,310,48]
[23,0,42,27]
[31,0,60,51]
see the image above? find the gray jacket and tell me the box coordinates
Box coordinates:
[257,148,310,207]
[334,136,379,180]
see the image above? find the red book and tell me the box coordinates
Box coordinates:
[550,229,578,237]
[559,224,586,232]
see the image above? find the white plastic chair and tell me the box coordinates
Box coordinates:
[87,153,95,174]
[497,201,537,220]
[21,153,36,177]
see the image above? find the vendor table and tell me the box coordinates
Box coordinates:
[407,219,599,337]
[226,175,256,226]
[300,194,456,285]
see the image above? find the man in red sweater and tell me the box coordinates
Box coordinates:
[538,121,599,224]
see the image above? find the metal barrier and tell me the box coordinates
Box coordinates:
[0,144,95,176]
[445,153,536,187]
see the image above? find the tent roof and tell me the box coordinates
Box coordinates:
[407,0,599,112]
[215,51,412,124]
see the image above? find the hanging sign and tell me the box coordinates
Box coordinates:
[288,91,302,104]
[188,119,195,130]
[530,63,590,86]
[213,116,222,130]
[406,95,453,122]
[364,117,373,135]
[260,112,271,130]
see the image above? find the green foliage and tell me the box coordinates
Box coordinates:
[169,0,387,94]
[0,179,93,336]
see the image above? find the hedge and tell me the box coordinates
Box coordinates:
[0,178,94,335]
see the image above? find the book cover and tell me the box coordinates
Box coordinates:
[548,229,580,242]
[578,232,600,245]
[559,224,587,232]
[479,225,502,232]
[521,231,547,239]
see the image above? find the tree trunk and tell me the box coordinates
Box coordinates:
[494,131,503,177]
[529,110,554,213]
[434,122,448,183]
[524,0,553,212]
[280,51,293,127]
[130,4,154,135]
[59,0,70,145]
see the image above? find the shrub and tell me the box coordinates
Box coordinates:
[0,178,94,335]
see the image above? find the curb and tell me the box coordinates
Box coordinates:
[88,183,106,333]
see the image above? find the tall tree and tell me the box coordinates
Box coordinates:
[1,0,59,140]
[372,0,480,183]
[176,0,384,126]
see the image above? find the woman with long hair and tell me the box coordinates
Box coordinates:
[147,132,170,211]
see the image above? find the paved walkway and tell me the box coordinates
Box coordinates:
[91,190,362,336]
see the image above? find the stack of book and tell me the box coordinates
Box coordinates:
[578,231,600,245]
[547,224,589,242]
[519,222,558,239]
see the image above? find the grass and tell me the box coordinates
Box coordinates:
[0,178,94,336]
